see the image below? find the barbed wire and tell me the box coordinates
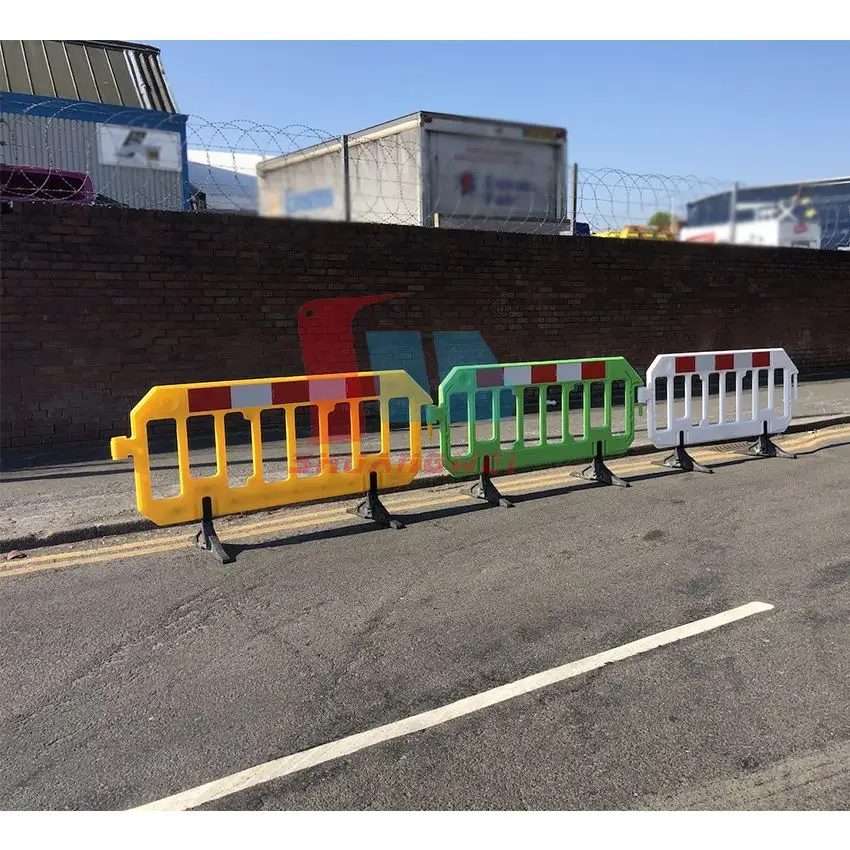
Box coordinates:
[2,97,848,249]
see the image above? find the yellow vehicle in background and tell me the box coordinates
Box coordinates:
[593,224,677,241]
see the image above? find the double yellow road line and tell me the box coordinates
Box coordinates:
[3,424,848,580]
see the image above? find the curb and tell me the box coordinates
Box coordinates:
[4,414,849,554]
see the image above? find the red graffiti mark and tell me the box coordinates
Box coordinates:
[297,293,406,438]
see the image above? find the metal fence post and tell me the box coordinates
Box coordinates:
[729,181,739,244]
[341,134,351,222]
[571,163,579,234]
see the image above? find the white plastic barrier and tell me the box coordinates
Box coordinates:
[637,348,799,449]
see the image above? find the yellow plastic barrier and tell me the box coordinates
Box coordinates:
[111,370,432,528]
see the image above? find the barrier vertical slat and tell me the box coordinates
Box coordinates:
[176,420,191,495]
[350,402,361,469]
[735,371,744,421]
[214,414,228,478]
[318,405,331,473]
[718,372,727,424]
[701,377,709,426]
[284,407,297,481]
[749,369,758,422]
[410,397,423,458]
[751,370,760,420]
[247,411,263,483]
[380,400,391,458]
[584,384,592,437]
[538,388,546,445]
[767,369,776,415]
[604,380,612,429]
[666,379,673,431]
[684,374,692,423]
[491,391,501,447]
[515,393,525,448]
[512,391,520,448]
[561,384,569,443]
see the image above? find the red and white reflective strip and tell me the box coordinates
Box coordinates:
[639,348,799,449]
[673,351,772,374]
[187,375,381,413]
[476,360,607,389]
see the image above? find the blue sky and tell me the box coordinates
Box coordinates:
[154,41,849,187]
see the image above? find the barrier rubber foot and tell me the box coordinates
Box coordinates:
[660,444,713,474]
[469,473,514,508]
[572,450,629,488]
[195,498,233,564]
[349,472,405,529]
[746,432,796,459]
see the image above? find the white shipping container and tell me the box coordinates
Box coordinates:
[256,111,568,234]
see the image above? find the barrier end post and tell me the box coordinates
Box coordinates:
[424,404,443,442]
[635,385,648,418]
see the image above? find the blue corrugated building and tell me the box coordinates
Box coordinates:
[0,40,192,210]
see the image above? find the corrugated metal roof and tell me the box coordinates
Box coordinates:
[0,40,178,113]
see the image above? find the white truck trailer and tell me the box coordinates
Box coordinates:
[679,195,822,249]
[256,111,568,234]
[679,218,822,249]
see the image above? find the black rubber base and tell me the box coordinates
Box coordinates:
[571,443,629,488]
[659,437,713,474]
[348,472,405,529]
[746,434,796,459]
[746,423,797,459]
[469,473,514,508]
[195,497,233,563]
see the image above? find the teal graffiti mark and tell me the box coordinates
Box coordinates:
[365,331,430,424]
[433,332,515,422]
[364,330,512,424]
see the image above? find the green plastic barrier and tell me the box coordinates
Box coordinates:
[427,357,645,501]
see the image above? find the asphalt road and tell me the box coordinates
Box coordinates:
[1,428,849,810]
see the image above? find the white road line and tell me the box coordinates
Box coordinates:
[133,601,774,812]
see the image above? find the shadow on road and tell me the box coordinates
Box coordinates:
[219,449,814,562]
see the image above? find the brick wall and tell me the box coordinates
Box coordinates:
[2,202,849,451]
